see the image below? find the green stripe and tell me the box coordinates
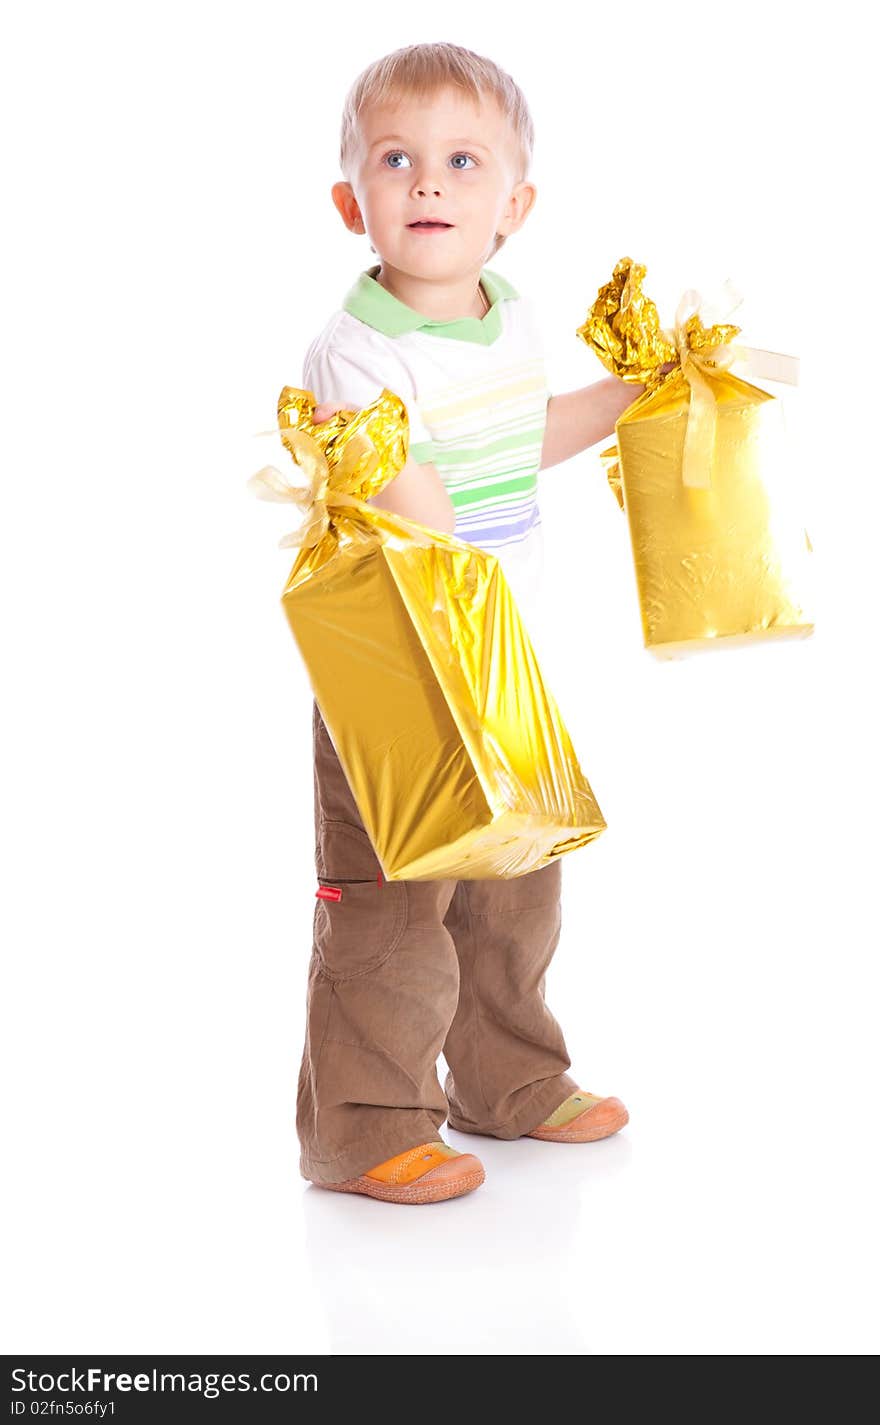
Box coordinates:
[450,472,537,509]
[440,451,543,488]
[409,426,544,472]
[409,440,437,464]
[432,423,546,464]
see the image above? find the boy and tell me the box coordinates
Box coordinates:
[298,43,658,1205]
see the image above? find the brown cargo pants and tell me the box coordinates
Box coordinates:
[297,699,579,1184]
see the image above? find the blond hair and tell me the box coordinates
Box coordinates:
[339,42,534,262]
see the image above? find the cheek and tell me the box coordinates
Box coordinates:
[462,176,497,208]
[366,178,408,210]
[359,185,392,218]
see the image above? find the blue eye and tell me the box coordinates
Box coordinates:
[383,150,477,170]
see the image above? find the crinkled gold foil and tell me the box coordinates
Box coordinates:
[578,258,814,657]
[577,256,678,388]
[278,383,409,503]
[250,385,606,878]
[577,255,740,389]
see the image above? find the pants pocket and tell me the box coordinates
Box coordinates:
[463,855,562,915]
[313,819,407,980]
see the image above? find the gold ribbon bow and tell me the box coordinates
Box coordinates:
[660,280,799,490]
[247,425,384,550]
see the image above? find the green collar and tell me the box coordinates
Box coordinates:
[342,264,518,345]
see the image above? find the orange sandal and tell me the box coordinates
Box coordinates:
[526,1090,629,1143]
[315,1140,486,1204]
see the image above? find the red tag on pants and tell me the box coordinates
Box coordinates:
[316,885,342,902]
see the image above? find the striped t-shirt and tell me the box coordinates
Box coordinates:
[301,264,551,626]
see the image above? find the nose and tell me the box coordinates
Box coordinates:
[411,166,444,197]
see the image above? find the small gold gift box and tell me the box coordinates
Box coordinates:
[249,385,606,879]
[579,257,814,658]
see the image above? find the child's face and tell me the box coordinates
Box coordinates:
[334,86,536,278]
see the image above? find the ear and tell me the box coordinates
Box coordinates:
[498,180,537,239]
[331,182,366,235]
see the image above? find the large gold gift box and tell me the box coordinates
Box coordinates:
[579,257,814,658]
[249,384,606,880]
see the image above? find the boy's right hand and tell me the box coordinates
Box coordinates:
[308,399,455,535]
[312,401,347,424]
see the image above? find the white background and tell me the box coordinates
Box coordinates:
[3,0,877,1357]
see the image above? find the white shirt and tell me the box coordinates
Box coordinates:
[301,263,551,632]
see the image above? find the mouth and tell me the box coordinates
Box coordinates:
[407,221,454,231]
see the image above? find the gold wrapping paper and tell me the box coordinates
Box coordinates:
[249,385,606,879]
[579,257,814,658]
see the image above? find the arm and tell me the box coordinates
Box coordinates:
[370,454,456,535]
[302,343,455,534]
[539,362,676,471]
[539,377,647,471]
[312,403,456,535]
